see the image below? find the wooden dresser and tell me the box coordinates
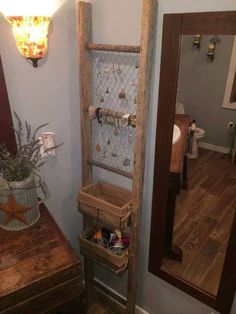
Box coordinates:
[0,203,83,314]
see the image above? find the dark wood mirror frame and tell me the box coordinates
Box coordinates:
[149,11,236,314]
[0,55,16,152]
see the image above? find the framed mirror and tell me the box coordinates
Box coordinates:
[149,12,236,314]
[223,36,236,109]
[0,54,16,153]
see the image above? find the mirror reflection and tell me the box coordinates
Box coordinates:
[161,35,236,296]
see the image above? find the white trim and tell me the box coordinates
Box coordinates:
[223,36,236,110]
[198,141,230,154]
[94,278,150,314]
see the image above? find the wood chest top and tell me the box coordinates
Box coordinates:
[0,203,82,312]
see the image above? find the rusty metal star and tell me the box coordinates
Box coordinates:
[0,194,32,226]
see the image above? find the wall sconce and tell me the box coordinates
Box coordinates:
[206,36,221,62]
[7,16,51,68]
[192,35,201,50]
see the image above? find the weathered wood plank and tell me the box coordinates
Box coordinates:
[89,160,133,179]
[77,1,94,306]
[0,203,82,312]
[127,0,157,313]
[1,277,83,314]
[78,1,93,186]
[87,43,140,54]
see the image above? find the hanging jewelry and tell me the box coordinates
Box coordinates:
[119,89,126,100]
[114,117,120,136]
[112,64,116,75]
[112,152,118,158]
[95,86,100,96]
[117,65,121,75]
[123,159,131,167]
[128,133,133,144]
[96,108,103,124]
[96,143,101,153]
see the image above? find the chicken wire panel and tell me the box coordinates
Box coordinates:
[92,51,139,174]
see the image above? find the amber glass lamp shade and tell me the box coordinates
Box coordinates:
[7,16,51,67]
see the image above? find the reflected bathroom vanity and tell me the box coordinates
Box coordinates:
[164,114,190,262]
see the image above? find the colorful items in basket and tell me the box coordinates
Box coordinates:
[85,227,130,256]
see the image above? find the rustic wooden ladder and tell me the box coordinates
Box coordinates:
[77,1,157,313]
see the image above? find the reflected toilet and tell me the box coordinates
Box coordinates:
[176,102,206,158]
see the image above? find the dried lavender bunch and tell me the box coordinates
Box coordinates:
[0,112,62,182]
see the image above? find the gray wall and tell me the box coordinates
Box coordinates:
[0,1,236,314]
[178,35,236,149]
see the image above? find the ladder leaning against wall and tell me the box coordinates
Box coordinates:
[77,1,157,313]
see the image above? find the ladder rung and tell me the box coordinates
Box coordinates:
[87,43,140,54]
[88,159,134,179]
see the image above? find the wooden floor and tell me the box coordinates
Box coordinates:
[162,148,236,296]
[52,289,125,314]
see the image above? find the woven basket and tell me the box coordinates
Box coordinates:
[78,202,131,230]
[79,224,129,275]
[78,182,132,229]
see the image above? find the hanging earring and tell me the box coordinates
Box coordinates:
[96,143,101,153]
[128,133,133,144]
[112,152,118,158]
[123,158,131,167]
[112,64,116,75]
[119,89,126,100]
[117,65,121,75]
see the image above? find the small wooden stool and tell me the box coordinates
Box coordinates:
[0,203,83,314]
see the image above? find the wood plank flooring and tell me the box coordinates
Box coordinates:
[162,148,236,296]
[51,289,125,314]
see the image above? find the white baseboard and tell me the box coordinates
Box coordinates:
[94,278,150,314]
[198,141,231,154]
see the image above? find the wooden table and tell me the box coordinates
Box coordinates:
[0,203,83,314]
[164,114,190,261]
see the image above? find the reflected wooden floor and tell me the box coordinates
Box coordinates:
[162,148,236,296]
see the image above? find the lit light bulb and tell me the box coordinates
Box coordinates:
[7,16,51,67]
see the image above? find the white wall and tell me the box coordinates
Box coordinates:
[0,0,82,249]
[178,35,236,149]
[0,0,235,313]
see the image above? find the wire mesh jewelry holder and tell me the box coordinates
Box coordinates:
[77,1,157,313]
